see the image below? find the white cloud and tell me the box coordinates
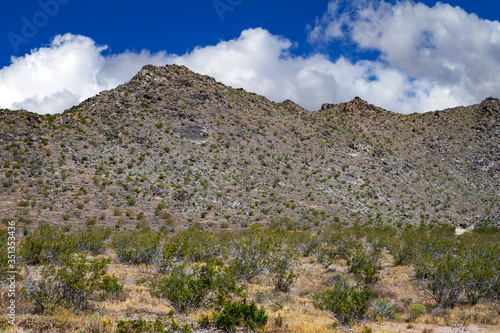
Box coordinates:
[0,34,170,114]
[309,0,500,112]
[1,2,500,115]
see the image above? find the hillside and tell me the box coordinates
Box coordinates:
[0,64,499,231]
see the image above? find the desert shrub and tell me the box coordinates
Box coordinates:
[70,226,111,254]
[473,224,500,234]
[312,278,371,327]
[373,299,398,320]
[411,230,500,307]
[141,261,243,315]
[225,227,301,292]
[227,227,277,281]
[363,227,395,252]
[362,326,373,333]
[315,227,382,284]
[268,243,300,293]
[214,298,268,332]
[152,229,231,273]
[316,227,362,268]
[274,312,284,328]
[172,227,230,262]
[116,317,168,333]
[111,229,160,265]
[414,251,464,308]
[290,231,321,257]
[409,302,426,320]
[152,240,179,274]
[99,274,124,299]
[20,222,75,265]
[22,254,118,313]
[198,315,211,328]
[386,227,427,266]
[458,234,500,302]
[347,247,382,285]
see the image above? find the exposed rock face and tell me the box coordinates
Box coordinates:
[172,125,210,143]
[0,64,498,230]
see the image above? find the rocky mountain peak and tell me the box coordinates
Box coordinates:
[0,65,498,231]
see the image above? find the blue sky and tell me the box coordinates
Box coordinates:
[1,0,500,114]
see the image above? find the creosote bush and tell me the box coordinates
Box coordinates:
[214,298,268,332]
[312,278,371,327]
[316,226,382,285]
[111,229,160,265]
[116,316,191,333]
[227,226,300,292]
[389,226,500,308]
[140,260,244,315]
[22,254,121,313]
[20,222,75,265]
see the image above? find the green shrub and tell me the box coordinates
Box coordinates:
[316,227,361,268]
[274,312,284,328]
[172,228,229,263]
[70,226,111,254]
[111,229,160,265]
[312,279,371,327]
[269,246,299,293]
[409,302,426,320]
[22,254,115,313]
[99,274,124,299]
[143,263,210,315]
[214,298,268,332]
[227,227,287,281]
[458,235,500,303]
[142,262,242,315]
[347,248,382,285]
[414,252,465,308]
[20,222,75,265]
[86,218,97,227]
[362,326,373,333]
[198,315,211,329]
[398,228,500,307]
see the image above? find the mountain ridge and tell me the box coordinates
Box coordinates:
[0,64,498,231]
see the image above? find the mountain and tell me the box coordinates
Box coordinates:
[0,64,498,231]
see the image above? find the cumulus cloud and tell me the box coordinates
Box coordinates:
[1,2,500,114]
[309,0,500,112]
[0,34,170,114]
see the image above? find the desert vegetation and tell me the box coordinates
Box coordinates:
[1,222,499,332]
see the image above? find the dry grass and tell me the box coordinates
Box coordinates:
[417,303,500,327]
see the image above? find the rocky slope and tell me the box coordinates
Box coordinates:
[0,64,498,231]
